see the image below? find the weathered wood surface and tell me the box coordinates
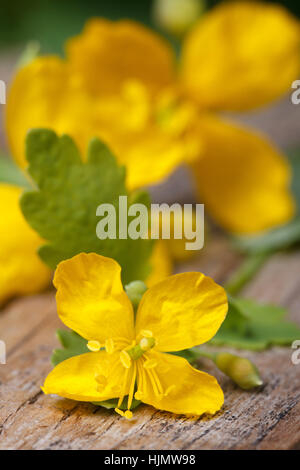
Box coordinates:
[0,238,300,450]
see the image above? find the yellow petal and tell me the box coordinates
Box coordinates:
[138,351,223,416]
[159,207,202,263]
[6,55,195,190]
[0,184,52,304]
[53,253,135,343]
[146,241,173,288]
[6,56,72,169]
[42,351,131,402]
[111,126,196,190]
[66,18,175,97]
[181,1,300,110]
[191,116,295,234]
[91,84,201,189]
[135,271,227,352]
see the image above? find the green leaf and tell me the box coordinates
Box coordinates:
[0,154,30,188]
[232,217,300,255]
[224,252,270,295]
[92,397,141,411]
[211,296,300,350]
[20,129,153,284]
[52,328,141,412]
[232,149,300,256]
[51,329,88,366]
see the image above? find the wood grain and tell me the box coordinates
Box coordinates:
[0,240,299,450]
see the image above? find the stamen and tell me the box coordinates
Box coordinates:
[142,357,164,400]
[151,368,164,396]
[135,362,146,401]
[115,408,125,417]
[87,340,101,352]
[127,362,137,411]
[124,410,133,420]
[143,359,158,369]
[115,408,133,420]
[120,350,132,369]
[117,367,130,409]
[105,338,115,354]
[146,368,160,397]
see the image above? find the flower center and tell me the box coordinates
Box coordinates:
[90,331,176,420]
[119,331,156,368]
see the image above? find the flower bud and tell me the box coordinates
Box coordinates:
[125,280,147,311]
[214,352,263,390]
[153,0,206,37]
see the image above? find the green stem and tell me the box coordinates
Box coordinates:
[224,251,271,296]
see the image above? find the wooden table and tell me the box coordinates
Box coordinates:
[0,238,300,450]
[0,52,300,450]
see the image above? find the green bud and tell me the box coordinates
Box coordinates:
[153,0,206,37]
[125,280,147,311]
[214,352,263,390]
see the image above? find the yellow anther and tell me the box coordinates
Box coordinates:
[105,338,115,354]
[143,359,158,369]
[115,408,125,417]
[140,329,153,338]
[87,340,101,352]
[134,391,143,400]
[115,408,133,420]
[120,350,132,369]
[165,384,176,396]
[124,410,133,420]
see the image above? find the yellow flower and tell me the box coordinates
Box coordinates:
[147,240,173,287]
[0,184,52,304]
[6,2,299,234]
[42,253,227,417]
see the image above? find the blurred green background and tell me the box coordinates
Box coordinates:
[1,0,299,54]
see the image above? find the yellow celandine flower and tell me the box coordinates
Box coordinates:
[6,1,300,234]
[42,252,228,418]
[0,184,52,304]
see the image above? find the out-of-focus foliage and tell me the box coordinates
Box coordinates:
[211,296,300,350]
[0,0,299,53]
[20,129,154,284]
[0,0,154,53]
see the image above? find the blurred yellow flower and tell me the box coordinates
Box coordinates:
[146,240,173,287]
[0,184,52,304]
[6,1,299,233]
[42,253,227,417]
